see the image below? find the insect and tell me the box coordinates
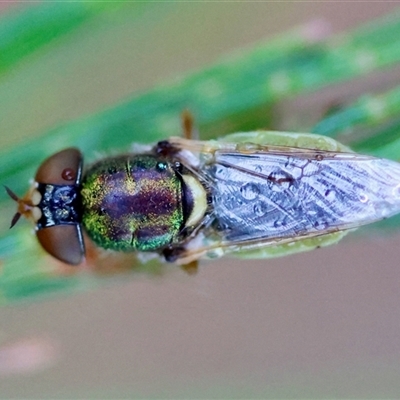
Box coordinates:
[6,114,400,270]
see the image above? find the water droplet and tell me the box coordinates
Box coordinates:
[213,219,230,232]
[374,202,389,218]
[240,183,260,200]
[213,166,225,178]
[359,193,369,203]
[392,184,400,198]
[313,220,328,230]
[325,189,335,201]
[228,195,242,205]
[253,202,268,216]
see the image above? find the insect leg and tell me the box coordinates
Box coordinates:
[180,260,198,275]
[181,110,199,140]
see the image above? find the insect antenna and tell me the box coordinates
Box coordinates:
[4,185,23,229]
[4,185,19,202]
[9,212,22,229]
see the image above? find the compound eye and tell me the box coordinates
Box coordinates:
[35,148,83,185]
[36,225,85,265]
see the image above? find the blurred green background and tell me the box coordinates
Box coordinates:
[2,2,400,399]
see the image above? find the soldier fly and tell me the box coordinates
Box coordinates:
[6,114,400,270]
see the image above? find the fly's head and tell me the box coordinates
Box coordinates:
[6,148,85,265]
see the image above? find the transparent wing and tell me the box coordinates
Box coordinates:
[178,148,400,263]
[210,150,400,240]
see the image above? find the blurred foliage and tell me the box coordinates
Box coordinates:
[1,4,400,303]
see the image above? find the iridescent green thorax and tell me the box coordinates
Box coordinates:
[81,154,184,252]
